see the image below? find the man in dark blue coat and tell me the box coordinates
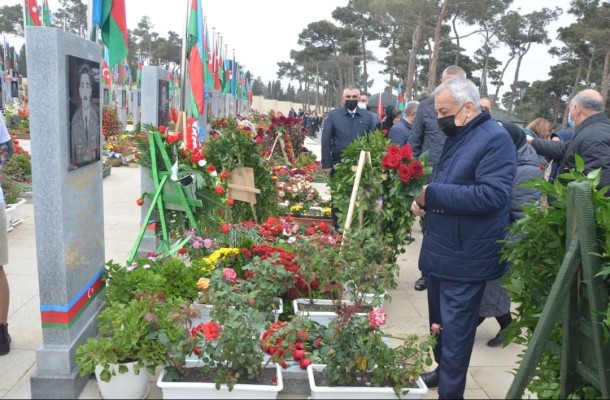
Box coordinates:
[409,65,467,291]
[411,78,516,399]
[388,100,419,146]
[322,85,378,231]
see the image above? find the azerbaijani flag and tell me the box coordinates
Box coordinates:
[397,83,405,111]
[202,19,213,96]
[25,0,41,27]
[93,0,128,69]
[187,0,205,118]
[42,0,51,27]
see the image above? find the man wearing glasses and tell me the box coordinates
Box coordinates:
[322,85,378,231]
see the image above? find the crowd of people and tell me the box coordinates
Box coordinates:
[320,64,610,399]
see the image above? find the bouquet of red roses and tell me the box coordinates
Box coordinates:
[380,144,425,182]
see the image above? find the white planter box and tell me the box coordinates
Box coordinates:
[190,298,283,327]
[292,299,367,326]
[95,361,150,399]
[4,204,15,232]
[9,198,26,227]
[157,361,283,399]
[307,364,427,399]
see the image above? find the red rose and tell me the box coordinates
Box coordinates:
[158,125,166,133]
[215,186,225,195]
[399,145,413,160]
[397,163,413,183]
[221,223,231,233]
[382,129,388,134]
[207,165,216,172]
[219,171,230,179]
[381,153,401,170]
[240,248,252,258]
[227,198,235,206]
[178,247,187,255]
[166,134,180,144]
[409,160,424,179]
[387,145,400,155]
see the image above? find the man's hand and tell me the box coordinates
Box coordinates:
[324,168,332,177]
[526,135,534,144]
[414,185,427,207]
[411,201,426,218]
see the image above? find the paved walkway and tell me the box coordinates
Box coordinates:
[0,138,525,399]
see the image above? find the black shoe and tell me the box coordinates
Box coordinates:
[420,369,439,388]
[414,276,428,291]
[487,332,505,347]
[0,323,11,356]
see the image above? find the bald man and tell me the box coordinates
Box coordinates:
[527,89,610,190]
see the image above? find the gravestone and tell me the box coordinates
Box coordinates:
[138,66,170,257]
[26,27,105,399]
[117,87,127,129]
[0,71,4,111]
[129,88,141,128]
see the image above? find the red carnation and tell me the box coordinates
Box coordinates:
[221,223,231,233]
[215,186,225,195]
[207,165,216,172]
[227,198,235,206]
[219,171,230,179]
[159,125,166,133]
[398,163,413,183]
[178,247,187,255]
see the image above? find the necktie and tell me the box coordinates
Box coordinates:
[85,116,88,136]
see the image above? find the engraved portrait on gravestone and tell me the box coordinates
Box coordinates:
[103,88,109,106]
[10,81,18,99]
[68,56,101,171]
[158,80,169,127]
[122,89,127,107]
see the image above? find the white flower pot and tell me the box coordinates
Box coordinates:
[9,198,26,227]
[190,298,283,327]
[94,361,150,399]
[292,298,367,326]
[157,361,283,399]
[307,364,428,399]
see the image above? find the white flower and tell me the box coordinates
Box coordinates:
[198,159,207,167]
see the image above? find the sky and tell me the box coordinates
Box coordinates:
[5,0,575,100]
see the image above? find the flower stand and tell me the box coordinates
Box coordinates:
[307,364,428,399]
[157,362,283,399]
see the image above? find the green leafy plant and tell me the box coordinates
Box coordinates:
[320,306,437,397]
[76,294,191,382]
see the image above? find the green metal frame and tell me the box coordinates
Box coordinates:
[506,182,610,399]
[126,131,203,263]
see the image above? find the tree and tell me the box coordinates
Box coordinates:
[0,5,23,36]
[497,7,561,114]
[54,0,87,38]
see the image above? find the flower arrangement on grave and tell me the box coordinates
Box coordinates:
[271,165,332,217]
[205,116,278,223]
[3,100,29,134]
[101,106,121,138]
[0,135,32,203]
[330,131,430,259]
[318,306,438,397]
[250,110,308,164]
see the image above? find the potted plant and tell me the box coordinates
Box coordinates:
[308,307,438,399]
[157,263,287,398]
[76,293,191,399]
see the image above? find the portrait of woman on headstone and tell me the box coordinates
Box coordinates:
[68,56,101,171]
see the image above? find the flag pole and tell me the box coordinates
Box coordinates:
[179,0,189,112]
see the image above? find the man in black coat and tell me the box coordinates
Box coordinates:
[322,85,379,231]
[527,89,610,190]
[408,65,467,291]
[388,100,419,146]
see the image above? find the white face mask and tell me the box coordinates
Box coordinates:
[357,102,367,110]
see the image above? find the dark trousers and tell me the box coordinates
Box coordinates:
[329,168,341,232]
[427,275,486,399]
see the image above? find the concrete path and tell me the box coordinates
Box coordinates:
[0,138,526,399]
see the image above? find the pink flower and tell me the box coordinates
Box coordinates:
[223,268,237,283]
[203,238,213,249]
[431,323,442,335]
[126,262,137,272]
[369,307,387,328]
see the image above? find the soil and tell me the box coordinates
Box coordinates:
[312,370,418,389]
[171,367,278,386]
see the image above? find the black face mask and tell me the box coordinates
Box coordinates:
[345,99,358,111]
[437,115,458,137]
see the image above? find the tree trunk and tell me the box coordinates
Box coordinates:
[585,48,595,86]
[493,54,515,105]
[361,32,368,91]
[405,16,422,101]
[427,0,450,93]
[602,49,610,104]
[452,15,460,65]
[315,62,320,113]
[562,58,583,126]
[481,49,490,98]
[506,51,526,114]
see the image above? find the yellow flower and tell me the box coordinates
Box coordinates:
[357,356,367,370]
[197,277,210,290]
[290,204,304,213]
[323,207,332,216]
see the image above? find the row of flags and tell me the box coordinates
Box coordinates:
[0,36,20,73]
[187,0,253,118]
[21,0,253,118]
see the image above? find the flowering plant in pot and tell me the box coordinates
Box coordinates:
[311,306,438,398]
